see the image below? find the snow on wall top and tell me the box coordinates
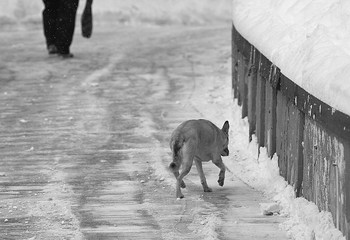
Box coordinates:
[232,0,350,116]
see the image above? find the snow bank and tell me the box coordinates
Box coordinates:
[232,0,350,116]
[0,0,231,28]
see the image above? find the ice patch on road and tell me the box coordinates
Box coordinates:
[137,111,175,189]
[195,212,222,240]
[26,157,84,240]
[81,56,122,88]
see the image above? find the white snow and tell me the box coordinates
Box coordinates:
[0,0,231,27]
[232,0,350,116]
[260,202,282,216]
[1,0,346,238]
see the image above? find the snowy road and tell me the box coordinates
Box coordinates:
[0,25,288,239]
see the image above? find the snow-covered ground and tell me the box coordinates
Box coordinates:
[232,0,350,116]
[0,0,346,239]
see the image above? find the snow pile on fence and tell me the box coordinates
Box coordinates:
[232,0,350,116]
[0,0,231,27]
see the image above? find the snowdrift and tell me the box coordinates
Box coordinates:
[232,0,350,116]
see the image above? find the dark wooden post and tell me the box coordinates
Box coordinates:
[342,141,350,238]
[288,104,304,197]
[276,91,288,180]
[232,25,238,99]
[265,65,279,157]
[255,55,266,148]
[241,64,249,119]
[237,52,244,106]
[247,47,258,141]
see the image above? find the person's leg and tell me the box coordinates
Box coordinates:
[42,0,59,53]
[56,0,79,57]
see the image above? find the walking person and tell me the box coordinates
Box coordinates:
[42,0,84,58]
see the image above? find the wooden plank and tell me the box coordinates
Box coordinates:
[342,141,350,239]
[265,82,276,157]
[303,118,348,234]
[241,61,249,119]
[233,60,239,99]
[237,52,244,106]
[276,91,288,181]
[276,100,304,187]
[232,25,239,99]
[255,55,266,148]
[259,54,272,83]
[302,119,315,203]
[266,65,281,158]
[247,47,258,141]
[235,25,251,108]
[287,104,304,196]
[296,112,305,197]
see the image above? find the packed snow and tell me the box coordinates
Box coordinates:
[232,0,350,116]
[0,0,346,239]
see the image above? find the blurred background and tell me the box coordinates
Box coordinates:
[0,0,231,30]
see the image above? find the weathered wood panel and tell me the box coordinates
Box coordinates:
[344,144,350,239]
[264,65,279,158]
[276,91,287,179]
[236,52,243,106]
[234,24,250,108]
[247,47,258,141]
[241,60,249,119]
[234,24,254,118]
[264,83,276,157]
[275,94,304,194]
[287,104,304,197]
[255,55,266,148]
[232,25,239,99]
[303,118,349,235]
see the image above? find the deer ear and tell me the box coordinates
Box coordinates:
[222,121,229,134]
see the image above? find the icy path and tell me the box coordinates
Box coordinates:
[0,25,288,239]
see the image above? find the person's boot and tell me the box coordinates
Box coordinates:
[47,45,58,54]
[57,46,74,58]
[59,52,74,58]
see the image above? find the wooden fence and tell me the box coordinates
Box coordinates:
[232,24,350,238]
